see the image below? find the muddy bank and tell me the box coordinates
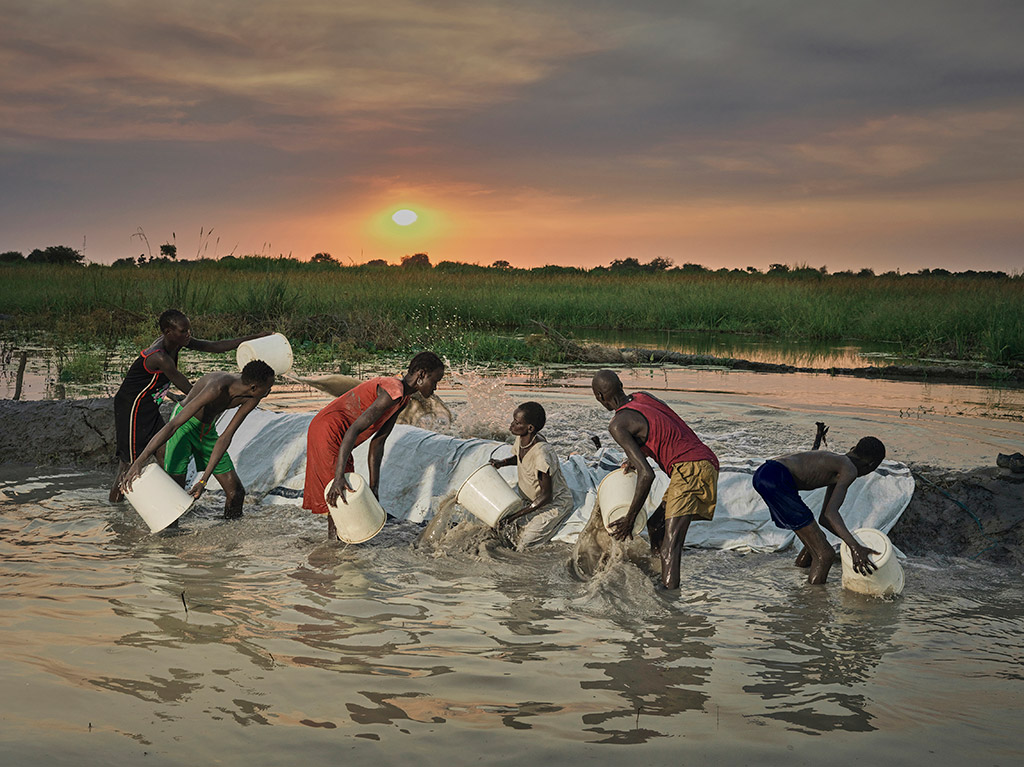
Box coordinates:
[3,396,1022,567]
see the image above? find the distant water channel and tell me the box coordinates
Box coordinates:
[2,467,1022,765]
[575,328,905,368]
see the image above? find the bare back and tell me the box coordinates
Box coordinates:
[179,372,239,423]
[775,451,858,491]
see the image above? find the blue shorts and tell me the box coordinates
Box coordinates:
[753,460,814,531]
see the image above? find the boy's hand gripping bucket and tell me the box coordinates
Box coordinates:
[325,473,387,544]
[237,333,293,376]
[456,463,522,528]
[125,463,195,533]
[840,527,905,597]
[597,467,651,537]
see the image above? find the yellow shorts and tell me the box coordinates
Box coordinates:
[663,460,718,520]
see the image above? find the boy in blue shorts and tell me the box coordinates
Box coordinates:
[122,360,276,519]
[753,437,886,584]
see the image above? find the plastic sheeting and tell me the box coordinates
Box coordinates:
[214,407,915,552]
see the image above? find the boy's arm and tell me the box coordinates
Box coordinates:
[607,413,655,541]
[490,455,517,469]
[188,331,271,354]
[819,475,878,575]
[188,397,262,499]
[148,350,192,394]
[325,386,397,507]
[502,470,553,525]
[121,391,212,489]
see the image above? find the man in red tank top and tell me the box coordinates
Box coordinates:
[592,370,719,589]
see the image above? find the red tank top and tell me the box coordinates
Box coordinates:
[617,392,719,472]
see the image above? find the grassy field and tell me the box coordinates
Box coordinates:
[1,260,1022,368]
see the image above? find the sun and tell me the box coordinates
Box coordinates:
[392,209,418,226]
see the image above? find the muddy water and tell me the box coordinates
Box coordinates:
[2,467,1023,766]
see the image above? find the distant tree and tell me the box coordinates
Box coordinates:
[364,259,388,267]
[679,262,708,274]
[767,263,790,274]
[858,268,875,277]
[609,257,644,272]
[746,266,760,274]
[647,257,674,271]
[491,259,512,269]
[111,256,137,268]
[159,243,178,259]
[0,250,24,263]
[401,252,431,269]
[26,245,84,265]
[311,252,339,266]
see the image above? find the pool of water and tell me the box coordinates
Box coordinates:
[1,467,1021,765]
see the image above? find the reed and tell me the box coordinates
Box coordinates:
[1,262,1021,364]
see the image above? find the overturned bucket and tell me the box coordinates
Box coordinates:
[840,527,905,597]
[125,463,195,533]
[325,473,387,544]
[237,333,293,376]
[456,463,522,527]
[597,467,651,537]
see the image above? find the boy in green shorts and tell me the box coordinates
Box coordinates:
[122,360,276,519]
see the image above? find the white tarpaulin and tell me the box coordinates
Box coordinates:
[212,407,915,552]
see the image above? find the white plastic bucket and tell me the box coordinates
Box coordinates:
[456,463,522,527]
[237,333,293,376]
[597,467,651,537]
[325,473,387,544]
[125,463,195,533]
[840,527,905,597]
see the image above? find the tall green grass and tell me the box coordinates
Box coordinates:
[1,262,1021,365]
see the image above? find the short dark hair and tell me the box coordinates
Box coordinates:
[241,359,275,386]
[408,351,444,375]
[853,436,885,464]
[159,309,188,331]
[516,401,546,431]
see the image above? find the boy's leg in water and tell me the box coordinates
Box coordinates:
[659,514,692,590]
[646,503,666,555]
[794,547,812,568]
[109,460,128,502]
[213,470,245,519]
[793,521,836,584]
[327,513,339,541]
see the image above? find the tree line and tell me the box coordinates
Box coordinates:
[1,245,1016,280]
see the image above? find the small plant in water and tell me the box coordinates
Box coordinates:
[58,351,104,384]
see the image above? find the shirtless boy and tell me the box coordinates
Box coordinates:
[489,401,574,549]
[303,351,445,540]
[592,370,719,590]
[752,437,886,584]
[110,309,269,501]
[121,360,276,519]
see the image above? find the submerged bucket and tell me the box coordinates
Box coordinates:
[125,463,195,533]
[237,333,293,376]
[325,473,387,544]
[456,463,522,527]
[840,527,905,597]
[597,467,650,537]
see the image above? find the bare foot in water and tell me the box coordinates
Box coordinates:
[794,547,812,568]
[807,547,836,584]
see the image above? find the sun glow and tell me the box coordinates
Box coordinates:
[392,209,418,226]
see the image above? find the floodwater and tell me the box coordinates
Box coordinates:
[3,344,1024,764]
[2,467,1022,765]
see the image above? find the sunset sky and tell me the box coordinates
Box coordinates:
[1,0,1021,271]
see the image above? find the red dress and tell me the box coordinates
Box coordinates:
[302,377,409,514]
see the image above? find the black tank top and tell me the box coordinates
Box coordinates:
[114,347,176,406]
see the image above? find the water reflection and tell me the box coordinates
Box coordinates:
[739,588,901,734]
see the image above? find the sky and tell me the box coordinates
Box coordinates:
[1,0,1022,271]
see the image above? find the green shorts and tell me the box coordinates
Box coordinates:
[164,404,235,477]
